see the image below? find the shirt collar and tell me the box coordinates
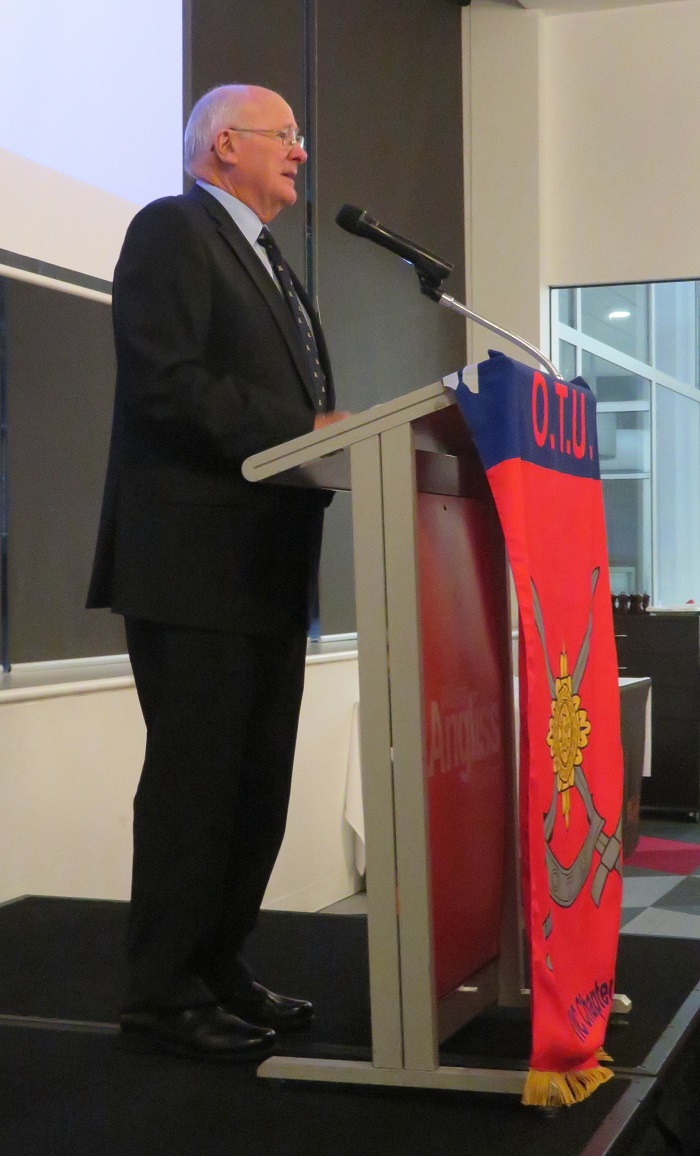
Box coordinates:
[196,181,263,246]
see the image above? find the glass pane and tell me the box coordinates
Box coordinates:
[653,281,698,387]
[558,339,576,382]
[597,409,650,474]
[554,288,576,329]
[581,284,649,363]
[582,350,651,404]
[656,385,700,604]
[603,479,651,597]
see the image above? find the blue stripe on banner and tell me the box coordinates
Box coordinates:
[452,351,600,481]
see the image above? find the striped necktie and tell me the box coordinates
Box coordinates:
[257,227,328,412]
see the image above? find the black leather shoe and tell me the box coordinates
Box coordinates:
[118,1004,276,1061]
[223,982,314,1031]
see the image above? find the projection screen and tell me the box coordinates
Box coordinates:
[0,0,183,286]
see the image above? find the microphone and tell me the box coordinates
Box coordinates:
[335,205,453,293]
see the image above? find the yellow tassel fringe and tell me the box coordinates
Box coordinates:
[595,1047,613,1064]
[521,1063,613,1108]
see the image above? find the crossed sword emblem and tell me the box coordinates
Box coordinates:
[531,568,622,916]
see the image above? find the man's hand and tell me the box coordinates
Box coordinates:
[313,411,351,430]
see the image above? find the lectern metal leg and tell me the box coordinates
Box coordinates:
[350,436,404,1069]
[380,423,440,1072]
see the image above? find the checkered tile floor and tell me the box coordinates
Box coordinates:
[622,818,700,938]
[324,819,700,936]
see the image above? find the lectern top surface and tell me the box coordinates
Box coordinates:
[242,379,478,493]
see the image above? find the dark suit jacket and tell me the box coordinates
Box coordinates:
[87,184,334,636]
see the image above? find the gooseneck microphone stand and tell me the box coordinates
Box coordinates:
[335,204,562,380]
[418,273,561,380]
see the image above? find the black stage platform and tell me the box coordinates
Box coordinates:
[0,897,699,1155]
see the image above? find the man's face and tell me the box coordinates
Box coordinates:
[226,91,306,222]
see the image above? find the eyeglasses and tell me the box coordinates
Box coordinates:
[228,127,305,150]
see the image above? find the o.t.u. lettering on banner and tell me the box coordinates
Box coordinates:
[531,371,590,460]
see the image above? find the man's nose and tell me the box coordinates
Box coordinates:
[289,140,307,163]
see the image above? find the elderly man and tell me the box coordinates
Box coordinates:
[88,85,346,1060]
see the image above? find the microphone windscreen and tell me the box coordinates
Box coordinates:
[335,204,367,233]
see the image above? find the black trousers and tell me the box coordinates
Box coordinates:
[123,617,308,1012]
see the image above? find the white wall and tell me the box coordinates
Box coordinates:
[464,0,700,365]
[464,3,549,366]
[265,656,362,911]
[0,656,360,909]
[544,0,700,287]
[0,683,141,903]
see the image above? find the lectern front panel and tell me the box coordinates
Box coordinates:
[417,491,510,1000]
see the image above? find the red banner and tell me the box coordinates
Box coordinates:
[449,353,623,1107]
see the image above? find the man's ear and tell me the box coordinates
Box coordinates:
[212,129,237,167]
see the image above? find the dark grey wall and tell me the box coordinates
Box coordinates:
[187,0,309,275]
[316,0,466,408]
[3,278,125,661]
[189,0,466,633]
[315,0,466,631]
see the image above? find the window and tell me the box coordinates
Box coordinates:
[552,282,700,605]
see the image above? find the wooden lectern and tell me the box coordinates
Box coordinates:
[243,380,528,1094]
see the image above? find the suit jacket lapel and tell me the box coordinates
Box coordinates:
[187,185,320,409]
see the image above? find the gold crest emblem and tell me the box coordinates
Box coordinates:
[531,570,621,916]
[546,647,591,827]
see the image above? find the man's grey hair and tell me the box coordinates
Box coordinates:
[184,85,253,176]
